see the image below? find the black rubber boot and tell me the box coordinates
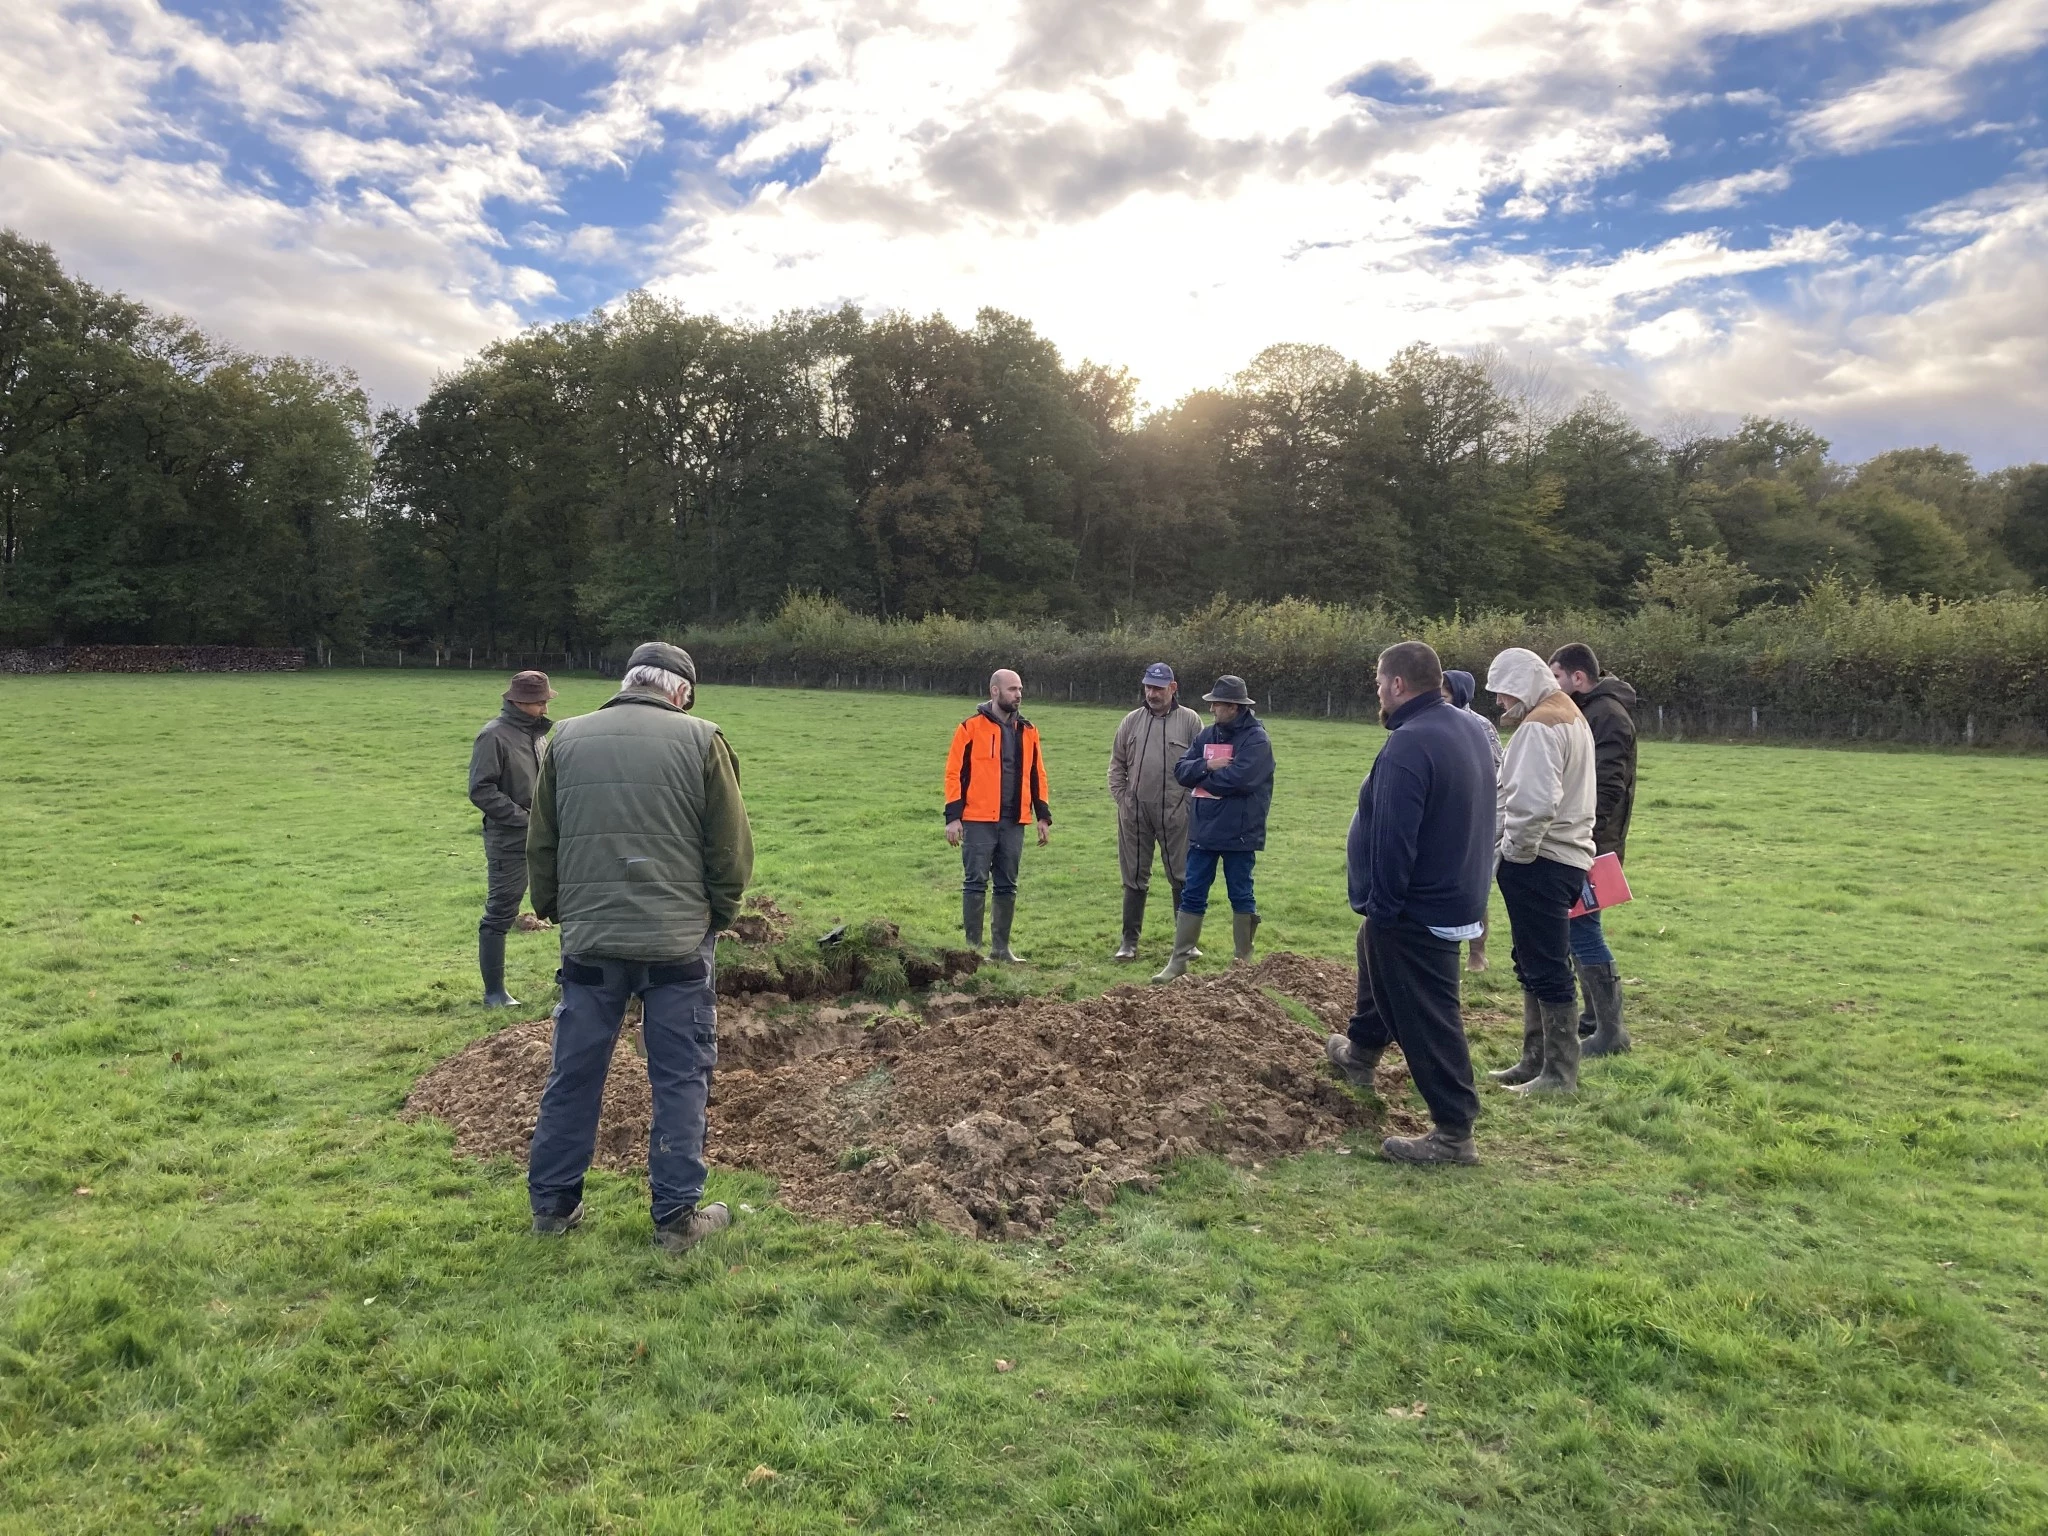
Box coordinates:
[1489,990,1543,1085]
[1579,962,1631,1057]
[1152,910,1203,982]
[989,895,1025,963]
[963,888,986,951]
[1577,959,1597,1039]
[480,930,519,1008]
[1232,911,1260,964]
[1113,887,1145,961]
[1509,999,1580,1095]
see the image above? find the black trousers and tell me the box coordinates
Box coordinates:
[479,822,528,938]
[1348,917,1479,1136]
[1496,855,1585,1005]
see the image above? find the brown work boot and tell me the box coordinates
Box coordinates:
[1508,1000,1580,1095]
[1489,991,1544,1086]
[654,1202,731,1254]
[1380,1127,1479,1165]
[1325,1034,1381,1088]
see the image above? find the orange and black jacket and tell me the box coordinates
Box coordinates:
[943,703,1052,825]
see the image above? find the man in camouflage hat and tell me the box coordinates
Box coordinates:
[1107,662,1201,961]
[525,641,755,1255]
[469,669,555,1007]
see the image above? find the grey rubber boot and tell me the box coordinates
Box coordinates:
[1325,1034,1380,1087]
[1152,910,1204,982]
[1113,887,1145,961]
[1579,962,1631,1057]
[1380,1127,1479,1165]
[1232,911,1260,964]
[480,930,519,1008]
[654,1202,731,1254]
[989,895,1026,963]
[1169,879,1201,957]
[963,888,986,951]
[1509,999,1581,1095]
[1488,990,1543,1085]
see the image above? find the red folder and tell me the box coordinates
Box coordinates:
[1569,853,1632,918]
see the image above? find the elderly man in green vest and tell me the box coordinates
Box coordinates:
[524,642,754,1254]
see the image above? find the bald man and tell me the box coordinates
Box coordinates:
[943,669,1052,962]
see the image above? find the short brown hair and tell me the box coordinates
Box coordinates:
[1377,640,1443,695]
[1548,642,1601,680]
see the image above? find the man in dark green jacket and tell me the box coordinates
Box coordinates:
[469,670,554,1007]
[525,642,754,1254]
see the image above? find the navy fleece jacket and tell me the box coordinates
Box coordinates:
[1347,690,1496,929]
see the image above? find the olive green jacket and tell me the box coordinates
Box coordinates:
[527,685,754,960]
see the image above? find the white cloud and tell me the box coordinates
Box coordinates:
[1797,0,2048,153]
[1662,165,1792,212]
[0,0,2043,464]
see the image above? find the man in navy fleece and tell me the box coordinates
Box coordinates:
[1326,640,1498,1164]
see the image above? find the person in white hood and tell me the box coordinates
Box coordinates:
[1484,647,1597,1095]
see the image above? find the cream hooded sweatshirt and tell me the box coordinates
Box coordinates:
[1485,648,1597,870]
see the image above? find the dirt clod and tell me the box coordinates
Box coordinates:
[404,954,1429,1238]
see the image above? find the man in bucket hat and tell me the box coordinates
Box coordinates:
[524,641,754,1254]
[1154,675,1275,980]
[1107,662,1202,960]
[468,669,555,1007]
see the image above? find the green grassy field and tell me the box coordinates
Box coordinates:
[3,672,2046,1534]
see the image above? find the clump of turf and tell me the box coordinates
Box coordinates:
[714,902,977,1002]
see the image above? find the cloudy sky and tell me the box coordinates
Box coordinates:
[6,0,2046,464]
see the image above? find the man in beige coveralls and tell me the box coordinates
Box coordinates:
[1107,661,1203,961]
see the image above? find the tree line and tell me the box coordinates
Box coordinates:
[4,228,2046,653]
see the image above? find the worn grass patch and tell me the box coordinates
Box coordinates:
[2,672,2046,1532]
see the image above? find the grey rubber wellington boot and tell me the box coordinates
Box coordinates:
[1152,910,1204,982]
[1508,999,1581,1095]
[1489,990,1544,1085]
[963,889,987,952]
[1232,911,1260,964]
[1168,880,1202,957]
[480,930,519,1008]
[1578,962,1631,1057]
[1113,887,1145,961]
[989,895,1026,963]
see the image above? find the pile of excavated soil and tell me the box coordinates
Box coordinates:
[403,954,1431,1238]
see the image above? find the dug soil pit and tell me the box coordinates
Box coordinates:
[403,954,1430,1239]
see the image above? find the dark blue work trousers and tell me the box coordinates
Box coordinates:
[527,938,717,1226]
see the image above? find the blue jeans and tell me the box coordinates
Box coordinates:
[528,939,717,1226]
[1569,908,1615,967]
[1181,847,1257,915]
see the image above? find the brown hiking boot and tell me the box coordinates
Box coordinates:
[531,1203,584,1237]
[1324,1034,1381,1088]
[1489,991,1544,1086]
[654,1202,731,1254]
[1380,1128,1479,1165]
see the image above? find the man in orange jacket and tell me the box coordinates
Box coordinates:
[944,669,1052,962]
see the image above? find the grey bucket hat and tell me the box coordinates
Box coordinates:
[1201,675,1254,705]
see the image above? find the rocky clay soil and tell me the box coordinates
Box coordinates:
[404,953,1437,1239]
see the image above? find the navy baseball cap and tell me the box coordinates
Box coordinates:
[1141,662,1176,686]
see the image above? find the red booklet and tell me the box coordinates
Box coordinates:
[1569,853,1632,918]
[1191,741,1233,799]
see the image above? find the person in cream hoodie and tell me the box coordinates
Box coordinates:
[1484,647,1597,1095]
